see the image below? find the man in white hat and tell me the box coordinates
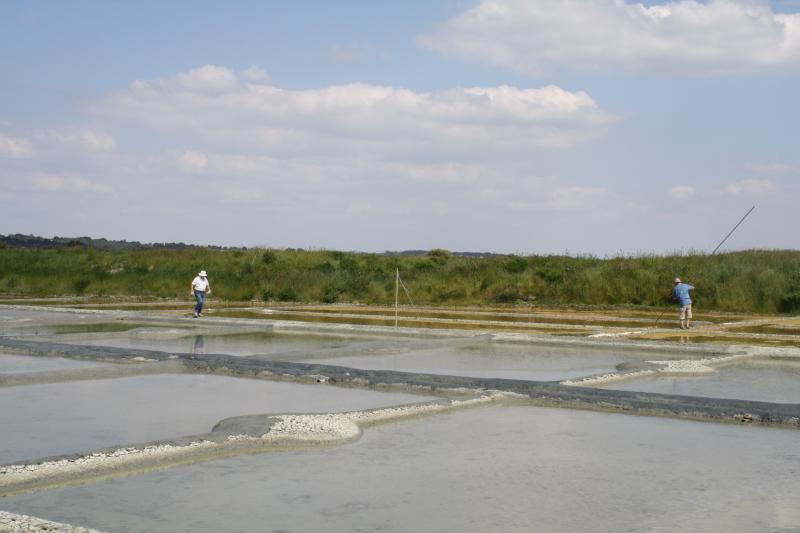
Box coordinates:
[190,270,211,318]
[672,277,695,329]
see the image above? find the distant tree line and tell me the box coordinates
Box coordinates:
[0,234,503,258]
[0,234,234,251]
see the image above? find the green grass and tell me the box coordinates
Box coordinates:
[1,246,800,314]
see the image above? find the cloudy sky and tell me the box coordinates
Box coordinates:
[1,0,798,254]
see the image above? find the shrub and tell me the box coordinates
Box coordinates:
[504,256,528,274]
[261,250,277,264]
[426,249,452,266]
[73,278,91,294]
[277,286,298,302]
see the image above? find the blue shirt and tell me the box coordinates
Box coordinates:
[672,283,694,306]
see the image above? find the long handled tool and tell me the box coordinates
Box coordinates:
[653,292,674,326]
[653,306,669,327]
[711,205,755,255]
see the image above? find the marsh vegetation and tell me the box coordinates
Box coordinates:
[2,245,800,314]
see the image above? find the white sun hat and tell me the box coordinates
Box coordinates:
[674,277,681,283]
[199,270,208,277]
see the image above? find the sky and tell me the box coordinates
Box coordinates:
[1,0,799,255]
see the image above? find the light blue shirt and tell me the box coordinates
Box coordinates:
[672,283,694,306]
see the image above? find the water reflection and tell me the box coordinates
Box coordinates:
[192,335,205,354]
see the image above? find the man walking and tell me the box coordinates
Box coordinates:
[672,278,695,329]
[190,270,211,318]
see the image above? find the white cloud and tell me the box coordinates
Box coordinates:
[420,0,800,75]
[241,65,269,82]
[726,178,776,194]
[97,67,615,157]
[38,128,116,152]
[0,133,34,158]
[669,185,696,199]
[173,65,240,92]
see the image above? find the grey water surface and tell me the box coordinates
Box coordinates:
[295,339,656,381]
[0,352,110,374]
[0,374,434,464]
[3,405,798,533]
[602,361,800,403]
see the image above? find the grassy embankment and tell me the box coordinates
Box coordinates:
[1,246,800,314]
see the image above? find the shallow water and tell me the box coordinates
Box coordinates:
[651,334,800,348]
[0,374,434,464]
[0,322,162,337]
[26,331,656,381]
[0,352,109,375]
[211,309,590,334]
[275,307,676,329]
[296,339,653,381]
[50,330,373,358]
[3,406,798,532]
[727,324,800,335]
[602,362,800,403]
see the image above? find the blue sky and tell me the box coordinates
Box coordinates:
[1,0,798,254]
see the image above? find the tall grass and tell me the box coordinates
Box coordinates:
[1,246,799,314]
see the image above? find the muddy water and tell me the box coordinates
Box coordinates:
[0,375,434,464]
[602,362,800,403]
[3,406,799,532]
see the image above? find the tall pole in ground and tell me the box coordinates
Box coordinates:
[395,268,399,328]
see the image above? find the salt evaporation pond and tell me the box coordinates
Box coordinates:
[602,361,800,404]
[0,352,110,374]
[22,330,663,381]
[0,374,434,464]
[3,406,798,532]
[52,330,374,358]
[295,339,659,381]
